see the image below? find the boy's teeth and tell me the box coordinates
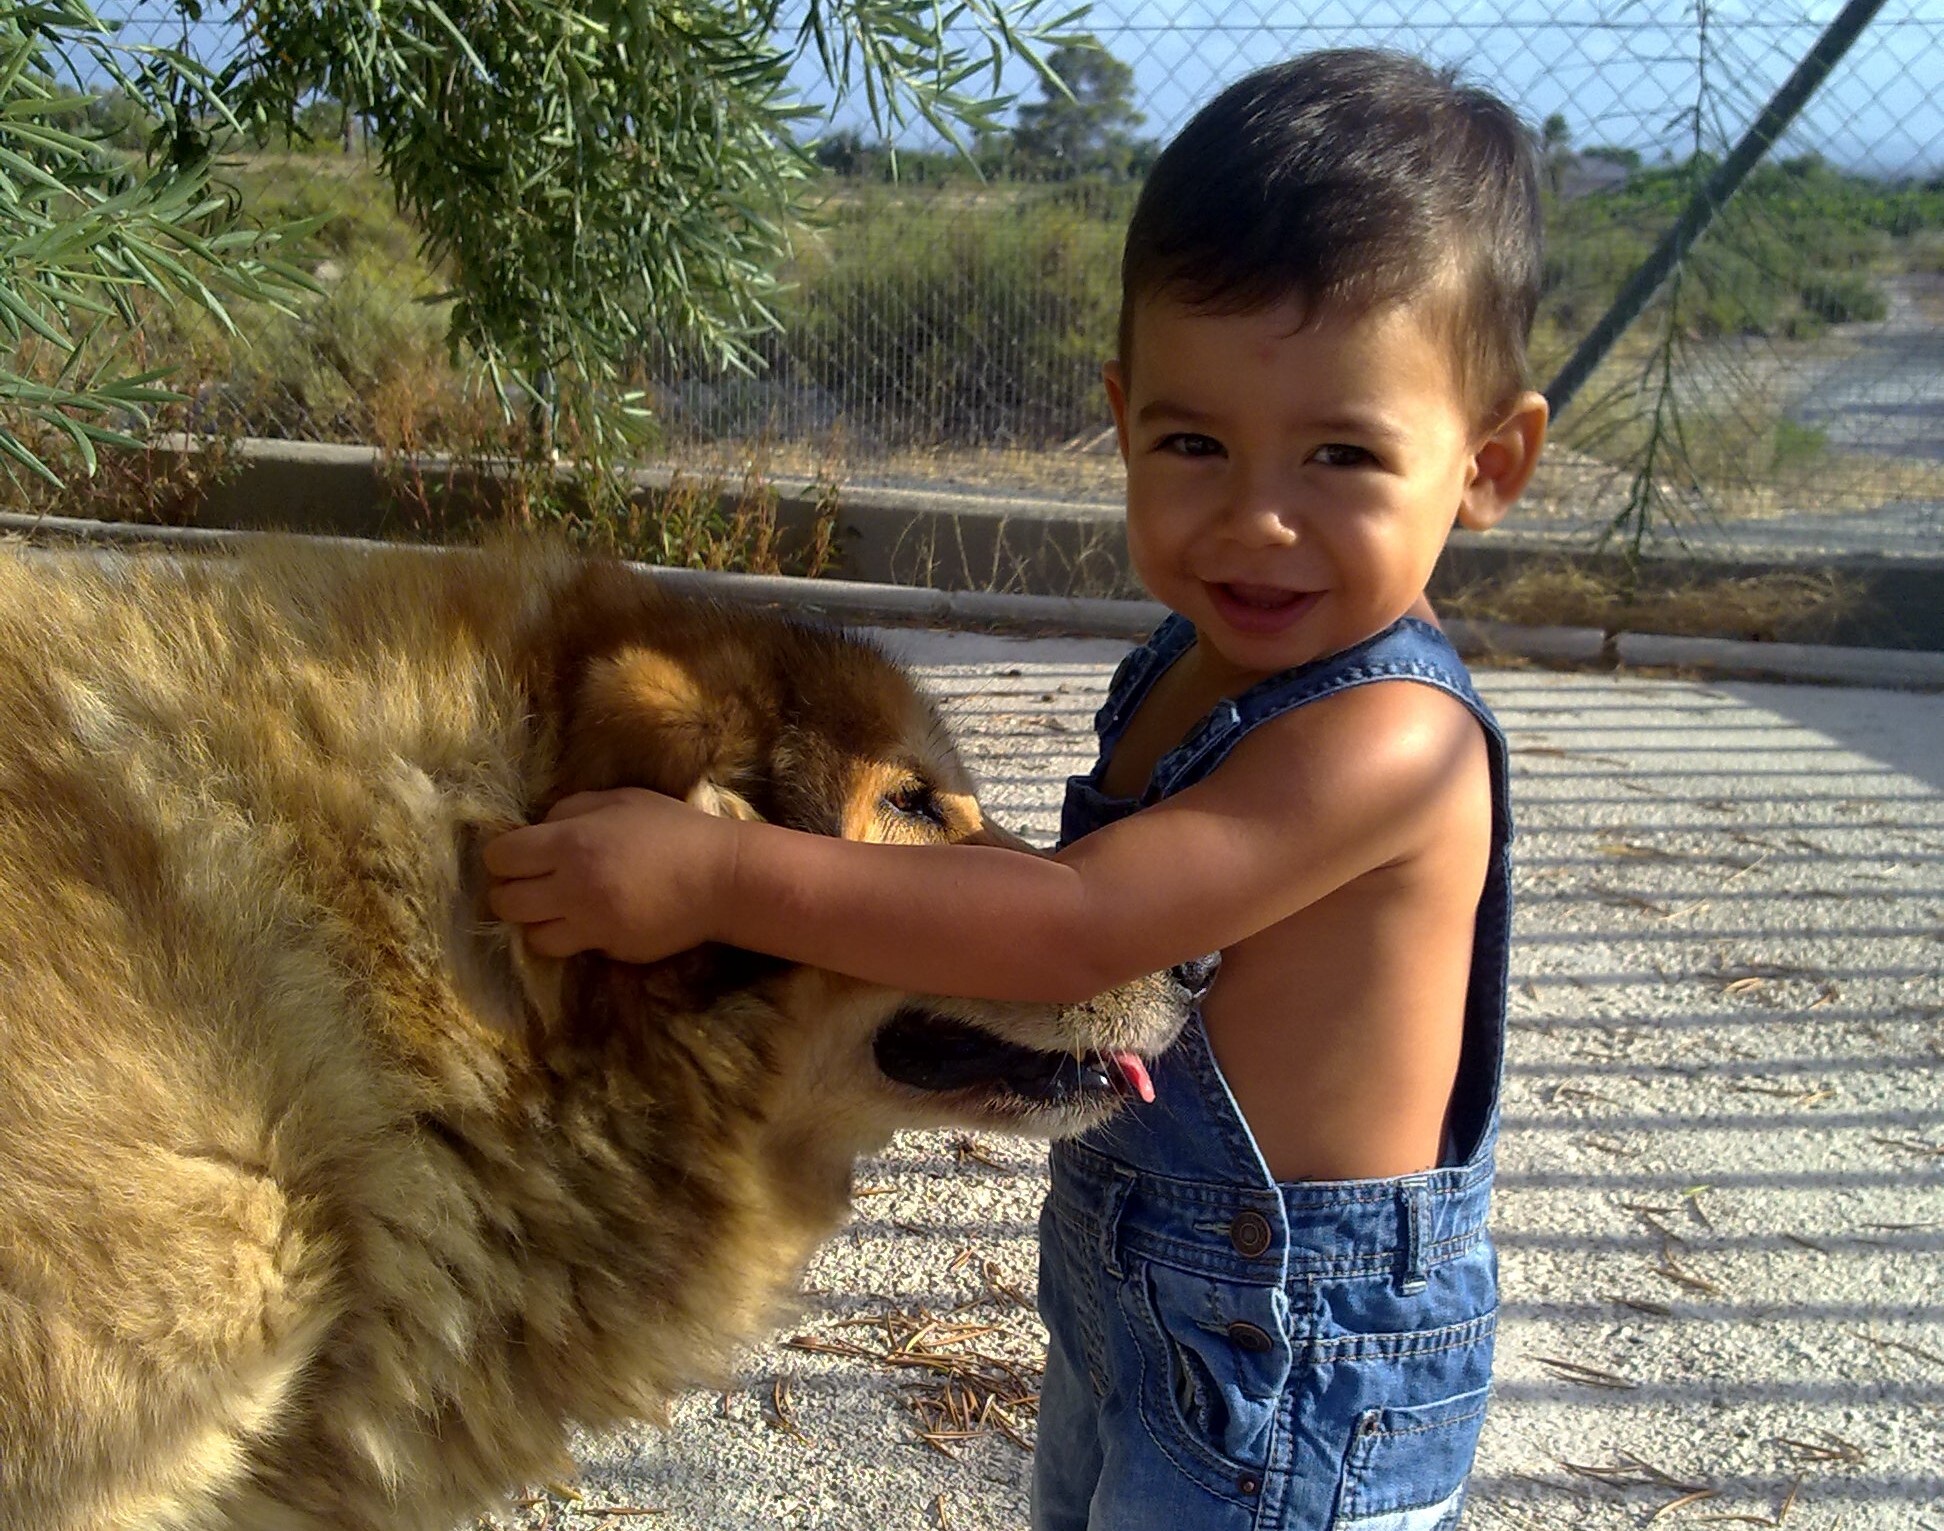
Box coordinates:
[1225,583,1296,609]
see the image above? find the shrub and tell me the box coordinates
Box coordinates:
[774,190,1121,446]
[1798,273,1887,325]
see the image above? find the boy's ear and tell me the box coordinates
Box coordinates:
[1458,390,1549,532]
[1102,359,1132,463]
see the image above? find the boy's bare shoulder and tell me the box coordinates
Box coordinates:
[1196,676,1490,855]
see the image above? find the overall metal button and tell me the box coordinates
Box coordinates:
[1228,1210,1272,1257]
[1227,1320,1274,1353]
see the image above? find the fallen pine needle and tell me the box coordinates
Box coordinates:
[1774,1432,1866,1465]
[1603,1292,1675,1316]
[952,1135,1006,1169]
[1560,1453,1704,1491]
[765,1374,808,1440]
[1536,1356,1641,1391]
[1871,1135,1944,1158]
[1650,1488,1719,1521]
[793,1304,1046,1454]
[1848,1327,1944,1366]
[784,1334,878,1361]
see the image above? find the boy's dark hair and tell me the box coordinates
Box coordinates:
[1119,49,1542,419]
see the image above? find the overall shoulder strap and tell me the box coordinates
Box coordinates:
[1091,613,1197,754]
[1153,619,1506,804]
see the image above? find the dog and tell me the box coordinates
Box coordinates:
[0,542,1187,1531]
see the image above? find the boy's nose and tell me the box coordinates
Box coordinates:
[1224,484,1299,547]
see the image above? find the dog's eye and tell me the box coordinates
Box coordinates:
[884,779,946,827]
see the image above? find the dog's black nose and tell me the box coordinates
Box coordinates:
[1169,955,1220,1000]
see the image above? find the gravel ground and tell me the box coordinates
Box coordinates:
[483,629,1944,1531]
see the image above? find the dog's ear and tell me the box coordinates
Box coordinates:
[560,647,764,813]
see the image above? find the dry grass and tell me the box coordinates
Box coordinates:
[782,1241,1046,1462]
[365,419,843,578]
[786,1301,1043,1457]
[1441,562,1863,643]
[591,465,841,578]
[1554,1453,1817,1527]
[647,436,1130,507]
[3,408,241,528]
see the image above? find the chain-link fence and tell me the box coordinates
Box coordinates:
[83,3,1944,555]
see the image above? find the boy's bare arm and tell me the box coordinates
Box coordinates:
[486,682,1480,1002]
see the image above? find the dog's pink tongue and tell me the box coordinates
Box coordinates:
[1109,1051,1155,1103]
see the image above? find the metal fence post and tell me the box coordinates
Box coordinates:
[1542,0,1891,420]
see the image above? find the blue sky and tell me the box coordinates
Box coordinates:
[100,1,1944,175]
[794,0,1944,175]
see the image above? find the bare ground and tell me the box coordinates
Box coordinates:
[473,627,1943,1531]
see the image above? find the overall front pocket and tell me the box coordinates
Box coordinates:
[1120,1260,1293,1494]
[1331,1385,1489,1530]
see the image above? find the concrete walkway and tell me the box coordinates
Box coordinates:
[487,630,1944,1531]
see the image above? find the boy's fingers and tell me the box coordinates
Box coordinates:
[481,823,554,877]
[487,873,561,925]
[521,919,590,960]
[545,790,630,823]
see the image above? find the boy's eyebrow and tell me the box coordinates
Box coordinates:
[1308,412,1410,444]
[1133,397,1215,427]
[1136,398,1409,443]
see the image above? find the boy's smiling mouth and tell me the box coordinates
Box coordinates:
[1206,582,1320,635]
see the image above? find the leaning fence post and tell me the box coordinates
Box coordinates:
[1542,0,1890,420]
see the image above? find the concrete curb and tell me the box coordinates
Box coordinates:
[7,509,1942,691]
[1613,629,1944,688]
[93,434,1944,652]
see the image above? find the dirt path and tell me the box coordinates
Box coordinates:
[487,630,1944,1531]
[1794,273,1944,466]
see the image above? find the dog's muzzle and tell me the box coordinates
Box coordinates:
[872,1010,1154,1105]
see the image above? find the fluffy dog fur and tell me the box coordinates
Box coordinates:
[0,543,1185,1531]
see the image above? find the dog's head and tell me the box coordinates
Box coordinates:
[520,568,1189,1157]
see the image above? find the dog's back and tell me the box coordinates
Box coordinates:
[0,544,1187,1530]
[0,546,813,1527]
[0,548,556,1526]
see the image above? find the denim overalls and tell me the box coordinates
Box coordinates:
[1032,614,1512,1531]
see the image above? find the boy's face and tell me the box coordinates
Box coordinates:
[1105,295,1546,688]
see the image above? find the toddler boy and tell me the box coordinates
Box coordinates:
[488,47,1547,1530]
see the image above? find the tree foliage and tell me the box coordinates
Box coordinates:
[1541,151,1936,342]
[5,0,1086,484]
[1009,36,1148,180]
[0,0,315,484]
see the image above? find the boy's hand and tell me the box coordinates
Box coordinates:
[483,788,735,962]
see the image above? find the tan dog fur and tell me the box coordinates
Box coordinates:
[0,543,1184,1531]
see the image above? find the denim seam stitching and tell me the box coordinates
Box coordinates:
[1308,1312,1497,1363]
[1117,1225,1488,1278]
[1368,1404,1489,1440]
[1071,1161,1494,1206]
